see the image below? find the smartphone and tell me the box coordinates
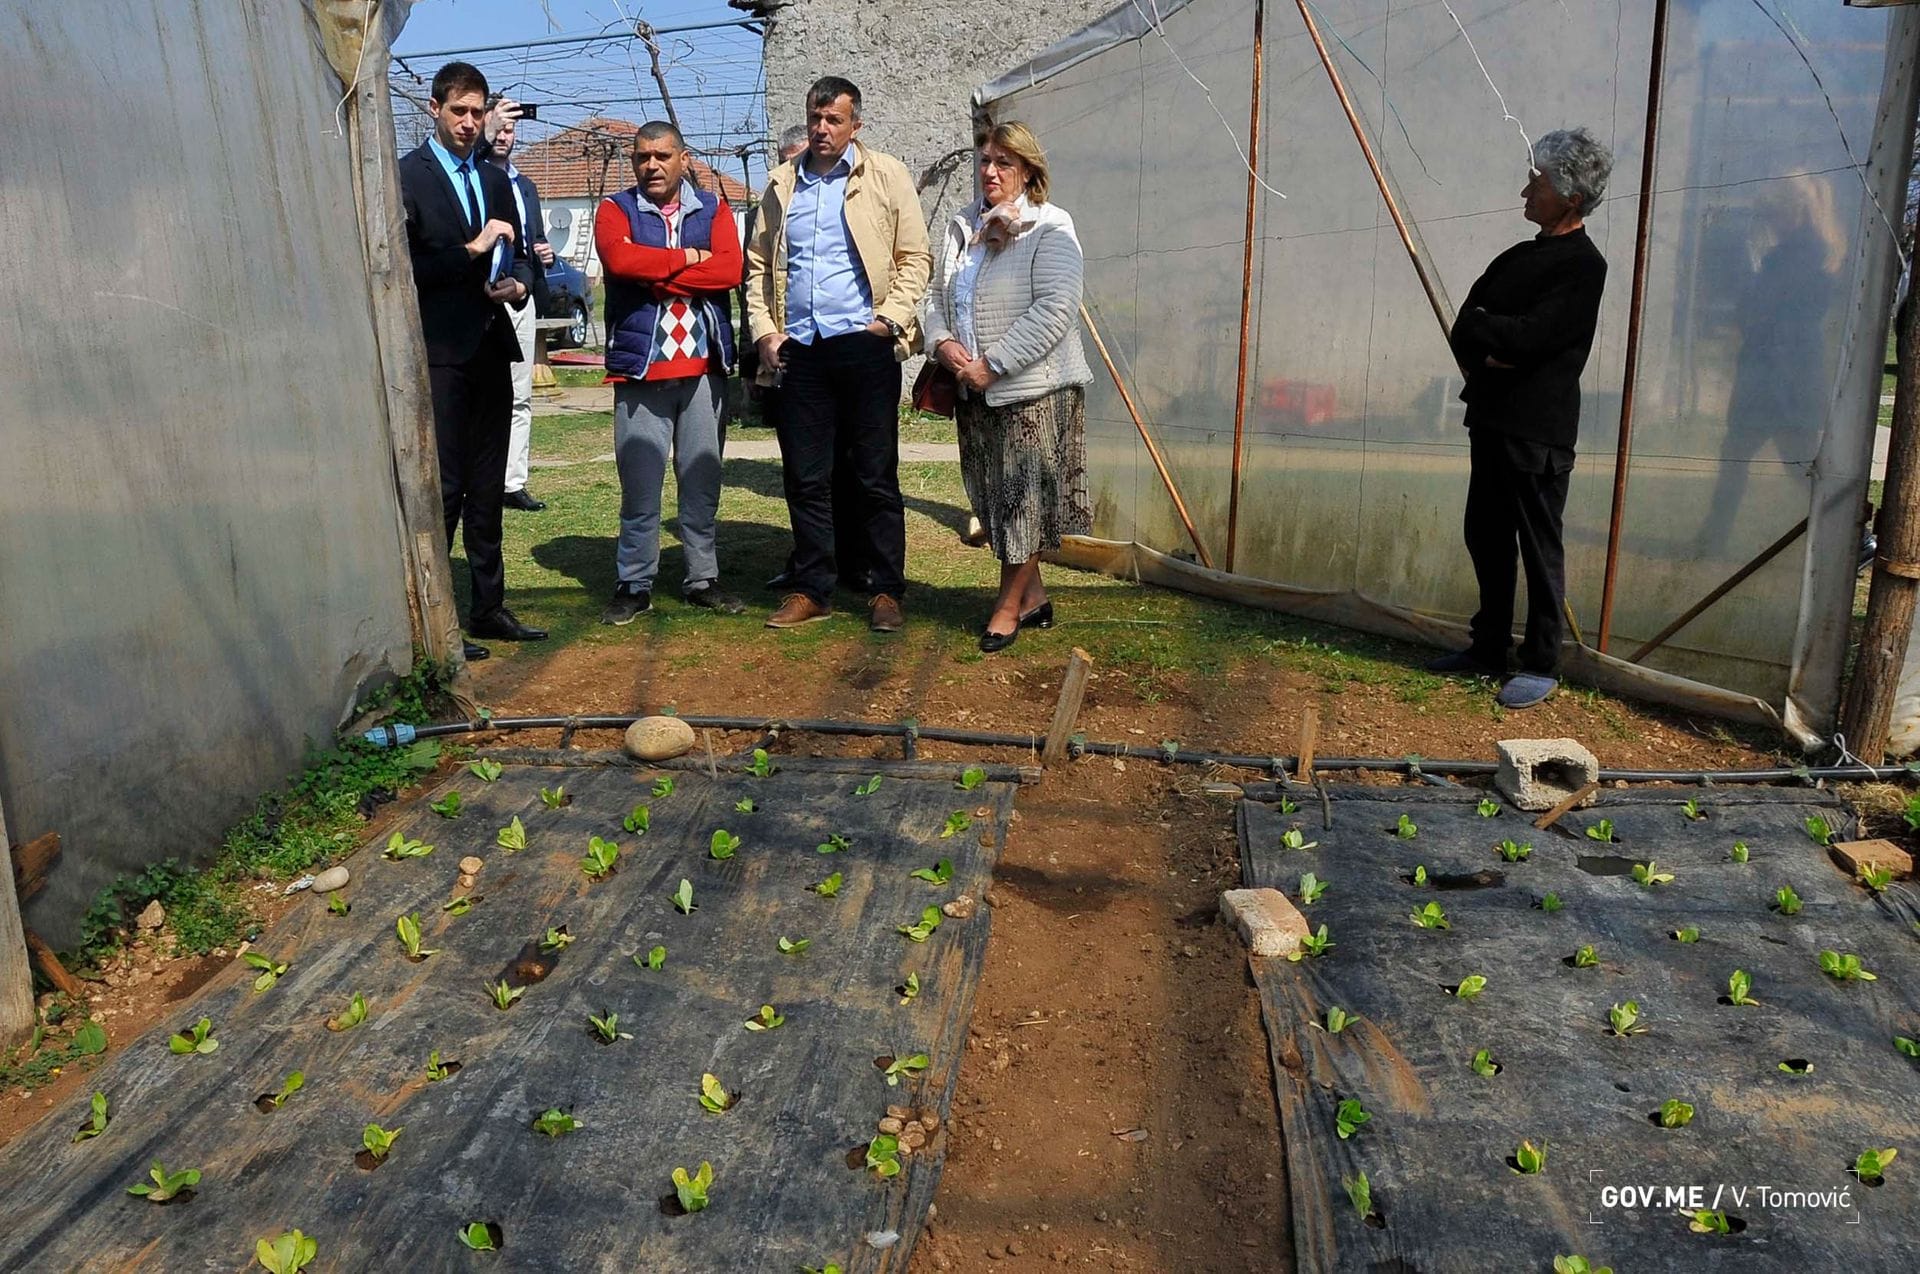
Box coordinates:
[517,103,540,121]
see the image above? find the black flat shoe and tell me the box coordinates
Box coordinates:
[1018,601,1054,629]
[462,641,490,661]
[469,608,548,641]
[979,624,1019,654]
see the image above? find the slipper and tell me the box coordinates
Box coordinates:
[1497,673,1557,709]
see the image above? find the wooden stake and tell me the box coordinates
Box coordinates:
[1042,649,1095,767]
[1295,705,1320,784]
[1533,782,1602,832]
[23,931,85,1001]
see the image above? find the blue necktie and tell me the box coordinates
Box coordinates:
[457,162,481,235]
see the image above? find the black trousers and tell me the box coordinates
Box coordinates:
[766,383,867,588]
[775,331,904,602]
[430,352,513,624]
[1464,429,1572,675]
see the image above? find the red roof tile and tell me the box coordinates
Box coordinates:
[514,117,754,206]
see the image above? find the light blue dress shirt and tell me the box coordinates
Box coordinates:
[785,147,874,343]
[428,136,509,282]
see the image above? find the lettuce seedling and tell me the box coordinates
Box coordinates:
[747,748,777,777]
[1293,924,1334,959]
[266,1071,304,1108]
[457,1223,497,1252]
[635,945,667,970]
[623,804,651,834]
[898,972,921,1004]
[532,1109,582,1137]
[1896,1036,1920,1059]
[1495,839,1532,862]
[255,1229,317,1273]
[698,1073,733,1114]
[443,896,477,916]
[1672,926,1700,942]
[957,766,987,792]
[884,1053,930,1087]
[1773,885,1802,915]
[865,1135,902,1179]
[818,833,853,855]
[802,1265,844,1274]
[1278,795,1299,815]
[328,895,350,916]
[430,791,462,819]
[1778,1059,1814,1075]
[940,811,972,839]
[486,980,524,1010]
[326,993,368,1031]
[582,836,620,879]
[1687,1209,1731,1234]
[243,952,289,993]
[855,774,884,797]
[396,913,438,960]
[1607,1001,1648,1036]
[72,1091,109,1143]
[538,926,573,953]
[1632,861,1674,887]
[539,785,568,809]
[1298,872,1328,904]
[1334,1098,1370,1139]
[1393,814,1418,840]
[362,1123,402,1160]
[1729,841,1749,863]
[1477,798,1500,817]
[1344,1171,1373,1220]
[588,1011,632,1043]
[1410,902,1449,930]
[1281,828,1319,852]
[898,906,943,943]
[910,859,954,885]
[1323,1006,1353,1033]
[1856,1147,1899,1185]
[1727,970,1758,1006]
[672,1161,714,1210]
[1658,1099,1694,1129]
[497,816,527,851]
[1511,1139,1546,1174]
[651,776,675,799]
[1804,814,1835,846]
[1858,862,1894,893]
[734,798,757,813]
[704,829,741,861]
[745,1004,785,1031]
[778,936,811,955]
[1818,950,1877,982]
[1470,1049,1499,1077]
[1682,798,1704,821]
[383,832,432,860]
[425,1051,456,1082]
[1413,865,1429,886]
[1553,1257,1611,1274]
[169,1016,219,1055]
[128,1160,199,1202]
[673,878,696,914]
[467,759,503,783]
[1452,975,1487,1000]
[1584,819,1616,844]
[1572,944,1598,968]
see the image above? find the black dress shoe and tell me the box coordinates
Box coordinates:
[1018,601,1054,629]
[503,489,547,512]
[462,640,491,661]
[468,608,548,641]
[979,624,1019,654]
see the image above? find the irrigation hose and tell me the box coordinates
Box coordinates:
[357,714,1918,787]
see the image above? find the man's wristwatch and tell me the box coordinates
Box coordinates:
[877,316,905,339]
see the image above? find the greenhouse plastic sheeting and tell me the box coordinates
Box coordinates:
[1240,785,1920,1271]
[979,0,1918,739]
[0,762,1009,1272]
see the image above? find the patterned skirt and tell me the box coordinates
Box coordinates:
[956,385,1091,564]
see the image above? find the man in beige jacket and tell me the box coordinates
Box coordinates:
[745,76,932,632]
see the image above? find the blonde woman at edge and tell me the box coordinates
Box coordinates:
[922,121,1094,652]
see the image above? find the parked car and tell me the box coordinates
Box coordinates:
[539,257,595,349]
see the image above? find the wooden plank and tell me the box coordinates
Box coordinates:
[1532,782,1602,832]
[23,930,85,1001]
[1295,705,1320,784]
[1041,648,1095,768]
[0,798,36,1042]
[9,831,60,902]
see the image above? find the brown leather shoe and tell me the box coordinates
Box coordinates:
[868,593,905,633]
[766,592,832,628]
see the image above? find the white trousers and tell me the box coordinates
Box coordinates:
[504,297,536,493]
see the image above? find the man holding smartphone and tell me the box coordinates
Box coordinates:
[399,61,546,660]
[483,99,555,514]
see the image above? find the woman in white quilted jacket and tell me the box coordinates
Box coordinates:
[922,121,1095,652]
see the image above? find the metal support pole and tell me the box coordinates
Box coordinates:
[1597,0,1672,652]
[1226,0,1266,572]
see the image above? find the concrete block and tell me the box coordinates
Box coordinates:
[1220,888,1311,959]
[1829,839,1913,881]
[1494,738,1599,812]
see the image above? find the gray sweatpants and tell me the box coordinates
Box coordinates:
[613,372,725,594]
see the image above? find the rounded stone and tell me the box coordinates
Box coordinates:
[458,856,485,876]
[311,867,351,894]
[625,715,696,761]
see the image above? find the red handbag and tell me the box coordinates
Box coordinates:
[911,360,958,418]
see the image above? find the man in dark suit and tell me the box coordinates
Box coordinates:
[485,103,553,513]
[400,61,546,660]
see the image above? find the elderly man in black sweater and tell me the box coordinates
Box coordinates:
[1432,127,1614,709]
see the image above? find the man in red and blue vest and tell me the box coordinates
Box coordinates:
[594,121,746,623]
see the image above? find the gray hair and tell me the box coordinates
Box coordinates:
[1532,127,1613,212]
[777,124,807,157]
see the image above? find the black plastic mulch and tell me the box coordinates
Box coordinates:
[0,760,1010,1272]
[1240,783,1920,1272]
